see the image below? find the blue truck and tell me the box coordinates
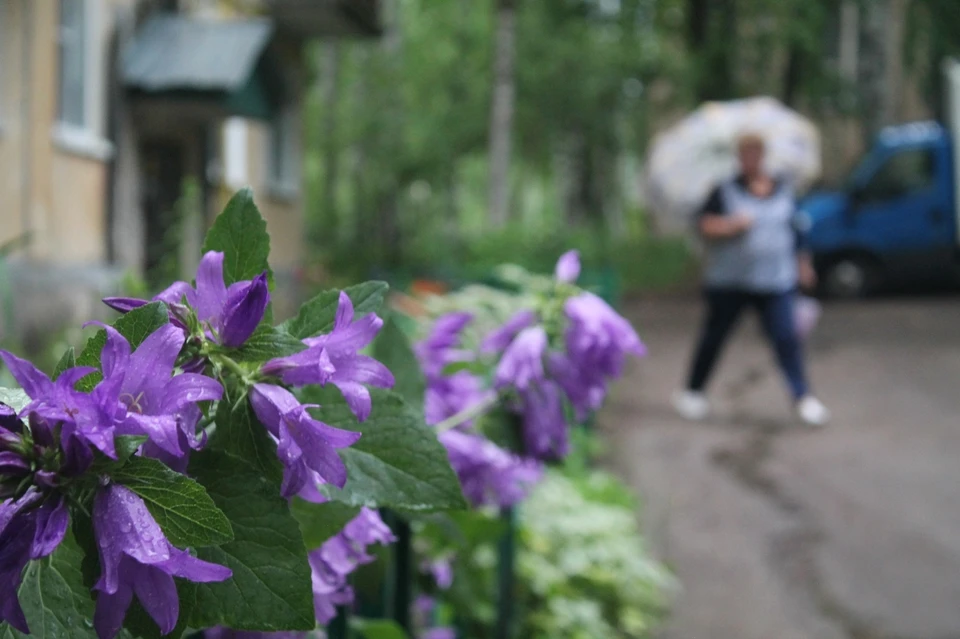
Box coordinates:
[800,60,960,297]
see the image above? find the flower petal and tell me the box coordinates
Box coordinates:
[331,355,395,390]
[0,350,52,399]
[160,547,233,583]
[219,272,270,347]
[94,573,134,639]
[132,565,179,635]
[154,281,195,307]
[194,251,228,321]
[249,383,302,438]
[554,249,581,283]
[333,381,372,422]
[122,324,185,405]
[334,291,355,331]
[102,296,149,314]
[160,373,223,412]
[31,497,69,559]
[120,413,184,457]
[480,310,537,354]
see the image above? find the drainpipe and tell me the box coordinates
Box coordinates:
[20,0,33,245]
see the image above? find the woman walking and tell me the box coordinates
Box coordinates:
[672,133,830,426]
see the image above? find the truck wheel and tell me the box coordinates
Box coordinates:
[822,257,880,299]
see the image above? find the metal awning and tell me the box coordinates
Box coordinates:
[121,15,280,120]
[265,0,381,38]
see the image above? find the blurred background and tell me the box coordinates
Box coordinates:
[5,2,960,637]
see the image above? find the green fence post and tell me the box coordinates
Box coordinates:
[327,607,349,639]
[494,506,516,639]
[383,510,413,633]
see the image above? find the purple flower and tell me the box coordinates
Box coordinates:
[415,312,474,379]
[564,292,645,380]
[262,292,394,422]
[519,381,569,461]
[309,507,395,625]
[439,430,541,507]
[554,249,581,283]
[494,326,548,392]
[424,372,493,427]
[92,483,231,639]
[249,383,361,497]
[481,310,537,354]
[93,324,222,470]
[0,350,114,460]
[103,251,269,348]
[420,557,455,590]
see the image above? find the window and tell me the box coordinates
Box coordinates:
[53,0,112,160]
[223,117,249,189]
[860,149,936,203]
[57,0,86,128]
[267,106,298,194]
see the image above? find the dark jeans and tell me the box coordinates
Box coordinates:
[686,289,809,399]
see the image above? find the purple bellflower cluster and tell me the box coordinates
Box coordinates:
[484,250,646,460]
[1,247,397,638]
[0,327,231,638]
[416,312,541,508]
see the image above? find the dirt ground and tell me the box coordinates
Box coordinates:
[600,295,960,639]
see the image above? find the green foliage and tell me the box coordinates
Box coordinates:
[0,528,100,639]
[372,317,426,409]
[350,618,411,639]
[291,499,362,550]
[201,188,273,287]
[52,347,76,381]
[186,450,316,631]
[225,325,307,363]
[111,456,234,548]
[304,386,467,512]
[0,387,30,413]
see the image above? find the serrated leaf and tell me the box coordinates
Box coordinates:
[75,302,169,392]
[209,392,281,478]
[0,527,99,639]
[111,456,233,548]
[52,347,76,381]
[304,387,466,512]
[201,188,272,287]
[186,449,315,631]
[225,325,306,364]
[372,317,425,409]
[280,281,389,340]
[0,387,29,413]
[291,499,360,550]
[350,618,411,639]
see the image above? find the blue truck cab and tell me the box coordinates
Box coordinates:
[800,120,959,297]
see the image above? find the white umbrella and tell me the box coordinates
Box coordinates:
[643,97,821,223]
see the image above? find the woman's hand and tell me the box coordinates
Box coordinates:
[699,213,753,240]
[799,253,818,291]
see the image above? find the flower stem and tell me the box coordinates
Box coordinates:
[434,393,501,433]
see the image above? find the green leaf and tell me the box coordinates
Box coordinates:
[209,392,281,478]
[186,449,315,631]
[75,302,169,392]
[89,435,148,475]
[373,317,426,409]
[52,347,76,381]
[304,387,466,512]
[111,456,234,548]
[0,527,99,639]
[226,325,306,364]
[291,499,361,550]
[0,387,30,413]
[280,281,389,340]
[350,619,411,639]
[201,188,272,287]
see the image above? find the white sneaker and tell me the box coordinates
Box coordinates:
[796,396,830,426]
[673,390,710,421]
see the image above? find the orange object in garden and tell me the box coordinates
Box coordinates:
[411,279,448,296]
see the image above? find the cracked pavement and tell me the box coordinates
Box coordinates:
[599,295,960,639]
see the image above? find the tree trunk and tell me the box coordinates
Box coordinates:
[319,42,342,246]
[488,0,518,228]
[857,0,895,142]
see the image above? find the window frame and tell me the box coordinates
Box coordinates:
[52,0,113,161]
[266,104,299,200]
[858,148,937,205]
